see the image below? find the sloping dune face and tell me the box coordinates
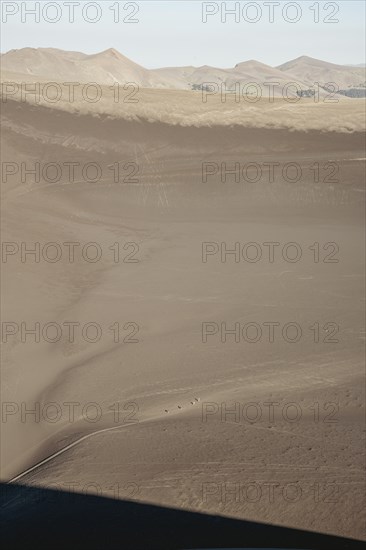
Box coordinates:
[1,47,162,87]
[1,75,365,132]
[1,64,365,545]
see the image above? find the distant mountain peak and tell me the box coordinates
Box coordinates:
[294,55,313,61]
[99,48,124,59]
[278,55,344,69]
[235,59,269,69]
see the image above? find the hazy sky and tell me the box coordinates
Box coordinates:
[1,0,365,67]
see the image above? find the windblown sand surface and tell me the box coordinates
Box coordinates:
[2,73,365,132]
[1,90,365,541]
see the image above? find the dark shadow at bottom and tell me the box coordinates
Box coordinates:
[0,483,363,550]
